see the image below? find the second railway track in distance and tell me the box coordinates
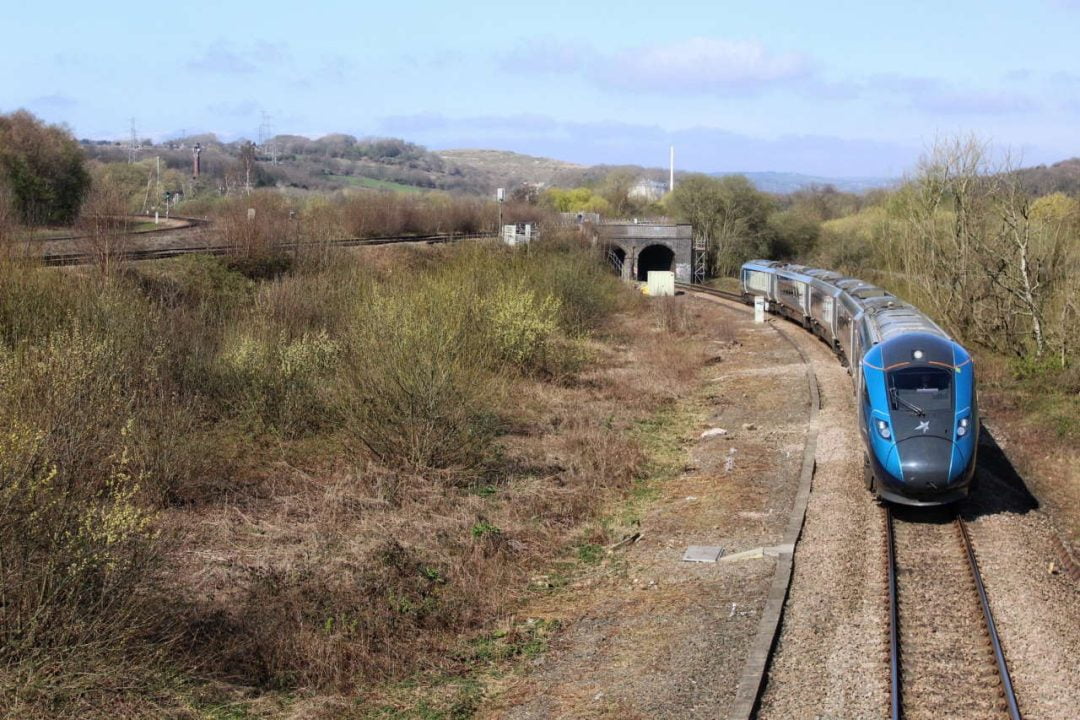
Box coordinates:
[885,506,1022,720]
[39,232,494,267]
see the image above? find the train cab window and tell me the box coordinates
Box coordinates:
[886,367,953,414]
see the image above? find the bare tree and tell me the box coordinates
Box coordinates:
[895,137,1070,359]
[76,175,131,277]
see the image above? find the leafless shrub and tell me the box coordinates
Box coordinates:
[652,296,701,335]
[75,172,132,276]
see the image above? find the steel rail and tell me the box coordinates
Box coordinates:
[885,507,902,720]
[957,515,1022,720]
[674,281,745,304]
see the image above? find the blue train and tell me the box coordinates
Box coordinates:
[740,261,978,506]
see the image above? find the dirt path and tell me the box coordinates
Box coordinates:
[479,297,817,719]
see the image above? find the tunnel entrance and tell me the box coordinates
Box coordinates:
[636,244,674,281]
[603,245,627,275]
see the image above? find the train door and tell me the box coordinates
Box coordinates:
[795,280,810,326]
[851,312,865,388]
[835,303,852,365]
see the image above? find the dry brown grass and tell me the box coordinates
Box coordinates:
[0,233,721,717]
[152,296,710,716]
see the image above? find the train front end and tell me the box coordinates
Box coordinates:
[860,333,978,506]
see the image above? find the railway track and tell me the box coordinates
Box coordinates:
[885,506,1021,719]
[675,281,745,304]
[39,231,494,267]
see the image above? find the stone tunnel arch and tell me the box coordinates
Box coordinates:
[602,244,627,275]
[636,243,675,281]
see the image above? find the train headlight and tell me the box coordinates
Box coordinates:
[957,417,970,438]
[875,419,892,440]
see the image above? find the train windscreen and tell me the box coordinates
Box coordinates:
[886,367,953,415]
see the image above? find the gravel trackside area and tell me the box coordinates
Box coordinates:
[958,439,1080,719]
[755,322,889,720]
[479,296,816,719]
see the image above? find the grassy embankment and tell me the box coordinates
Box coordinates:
[0,232,707,718]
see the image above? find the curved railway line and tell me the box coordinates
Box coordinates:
[681,281,1025,720]
[38,231,495,266]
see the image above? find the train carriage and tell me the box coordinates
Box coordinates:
[740,260,782,309]
[804,269,845,346]
[774,266,813,327]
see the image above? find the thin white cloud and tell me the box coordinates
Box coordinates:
[498,37,1045,115]
[28,93,77,110]
[205,99,261,118]
[604,37,810,91]
[501,38,594,74]
[188,40,290,75]
[501,36,809,95]
[869,74,1037,115]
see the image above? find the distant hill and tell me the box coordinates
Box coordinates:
[81,134,495,194]
[438,149,581,186]
[83,132,1074,199]
[1011,158,1080,196]
[714,171,896,194]
[440,151,898,195]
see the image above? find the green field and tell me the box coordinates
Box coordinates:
[330,174,425,193]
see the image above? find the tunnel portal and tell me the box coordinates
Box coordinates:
[636,244,675,281]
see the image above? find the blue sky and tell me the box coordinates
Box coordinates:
[5,0,1080,176]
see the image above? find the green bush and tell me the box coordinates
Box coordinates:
[485,279,561,370]
[521,243,624,335]
[125,254,253,318]
[0,236,636,711]
[215,326,341,436]
[341,280,501,473]
[0,338,165,710]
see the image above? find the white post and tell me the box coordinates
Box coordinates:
[754,296,766,324]
[669,145,675,193]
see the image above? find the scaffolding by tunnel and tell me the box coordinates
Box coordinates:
[602,244,627,275]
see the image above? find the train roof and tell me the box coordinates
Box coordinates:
[739,260,955,344]
[848,285,892,300]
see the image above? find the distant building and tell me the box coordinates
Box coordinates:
[560,211,602,225]
[628,179,668,203]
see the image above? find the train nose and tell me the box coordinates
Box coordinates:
[894,436,961,492]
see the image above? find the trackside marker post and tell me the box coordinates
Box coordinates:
[754,296,766,323]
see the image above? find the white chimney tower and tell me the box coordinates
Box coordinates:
[669,145,675,193]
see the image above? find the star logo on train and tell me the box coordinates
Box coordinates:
[916,420,930,433]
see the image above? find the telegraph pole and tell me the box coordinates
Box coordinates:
[128,117,138,163]
[496,187,504,237]
[259,111,278,164]
[669,145,675,193]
